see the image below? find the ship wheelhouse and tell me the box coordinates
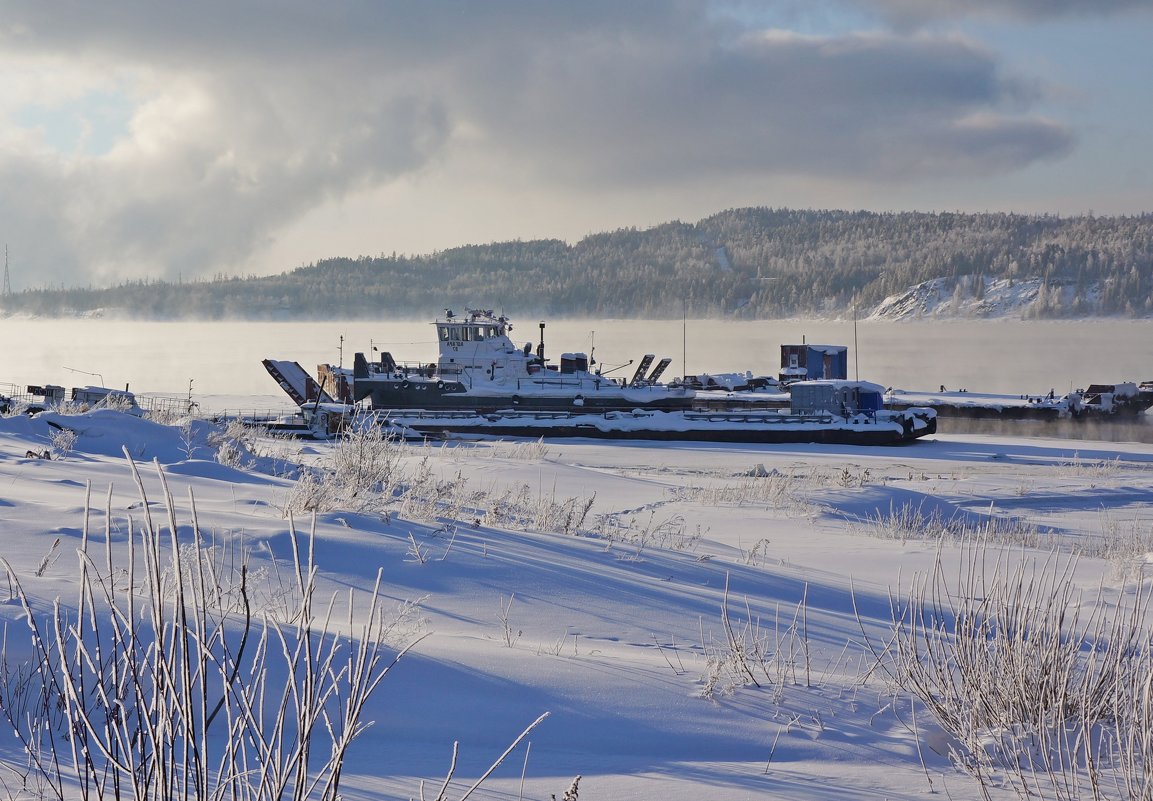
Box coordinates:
[437,321,506,343]
[436,309,522,381]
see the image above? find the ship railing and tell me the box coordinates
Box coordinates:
[365,360,438,378]
[515,376,622,391]
[371,408,886,426]
[186,410,308,433]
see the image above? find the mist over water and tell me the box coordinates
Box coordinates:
[2,316,1151,439]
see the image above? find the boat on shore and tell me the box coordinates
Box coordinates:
[883,382,1153,420]
[700,342,1153,422]
[291,378,936,445]
[263,309,937,444]
[265,308,693,414]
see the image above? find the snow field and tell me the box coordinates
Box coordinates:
[3,411,1153,799]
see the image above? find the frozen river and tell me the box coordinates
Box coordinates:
[1,316,1151,427]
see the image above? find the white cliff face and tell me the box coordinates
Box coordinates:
[868,276,1103,321]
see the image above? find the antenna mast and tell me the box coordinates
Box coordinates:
[2,246,11,297]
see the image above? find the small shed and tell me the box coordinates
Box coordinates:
[790,380,885,417]
[779,344,848,383]
[71,386,138,409]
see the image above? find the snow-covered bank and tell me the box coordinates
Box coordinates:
[2,411,1153,800]
[868,275,1127,321]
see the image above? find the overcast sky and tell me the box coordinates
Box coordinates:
[1,0,1151,288]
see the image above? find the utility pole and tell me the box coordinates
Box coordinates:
[2,245,11,297]
[853,305,859,381]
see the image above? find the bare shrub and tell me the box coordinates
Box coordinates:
[1082,512,1153,583]
[420,713,550,801]
[0,452,421,801]
[486,437,550,461]
[1056,453,1123,482]
[48,425,77,459]
[853,500,1045,548]
[283,466,337,514]
[1,398,29,417]
[395,456,491,523]
[876,539,1153,801]
[674,469,812,512]
[484,484,595,536]
[837,465,872,488]
[497,594,522,648]
[595,510,699,559]
[283,418,405,515]
[699,575,811,701]
[190,418,260,466]
[331,418,403,500]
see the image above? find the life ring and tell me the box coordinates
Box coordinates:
[400,380,410,390]
[436,381,445,391]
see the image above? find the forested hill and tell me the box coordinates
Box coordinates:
[6,207,1153,320]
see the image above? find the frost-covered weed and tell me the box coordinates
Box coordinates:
[49,425,76,458]
[674,466,852,515]
[596,510,699,559]
[283,420,405,515]
[741,537,773,566]
[1056,452,1123,482]
[484,483,595,536]
[853,500,1043,547]
[1083,512,1153,582]
[208,418,261,468]
[676,475,796,507]
[1,398,28,417]
[215,437,244,467]
[875,540,1153,801]
[0,455,421,801]
[486,437,550,461]
[144,406,184,426]
[397,458,485,522]
[331,419,402,499]
[699,577,811,701]
[281,426,714,559]
[497,594,522,648]
[283,467,335,514]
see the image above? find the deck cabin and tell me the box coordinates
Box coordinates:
[434,308,562,385]
[779,344,848,384]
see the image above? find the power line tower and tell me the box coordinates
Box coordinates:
[2,246,10,297]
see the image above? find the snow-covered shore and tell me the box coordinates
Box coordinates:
[2,409,1153,800]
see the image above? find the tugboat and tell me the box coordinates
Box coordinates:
[262,318,936,444]
[265,308,694,414]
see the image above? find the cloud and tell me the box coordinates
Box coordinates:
[462,27,1070,186]
[854,0,1153,26]
[0,1,1075,286]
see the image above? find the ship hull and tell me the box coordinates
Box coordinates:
[383,407,936,446]
[357,376,695,413]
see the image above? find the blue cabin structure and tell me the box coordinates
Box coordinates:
[790,380,885,418]
[779,344,848,383]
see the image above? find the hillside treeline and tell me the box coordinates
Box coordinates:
[5,207,1153,319]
